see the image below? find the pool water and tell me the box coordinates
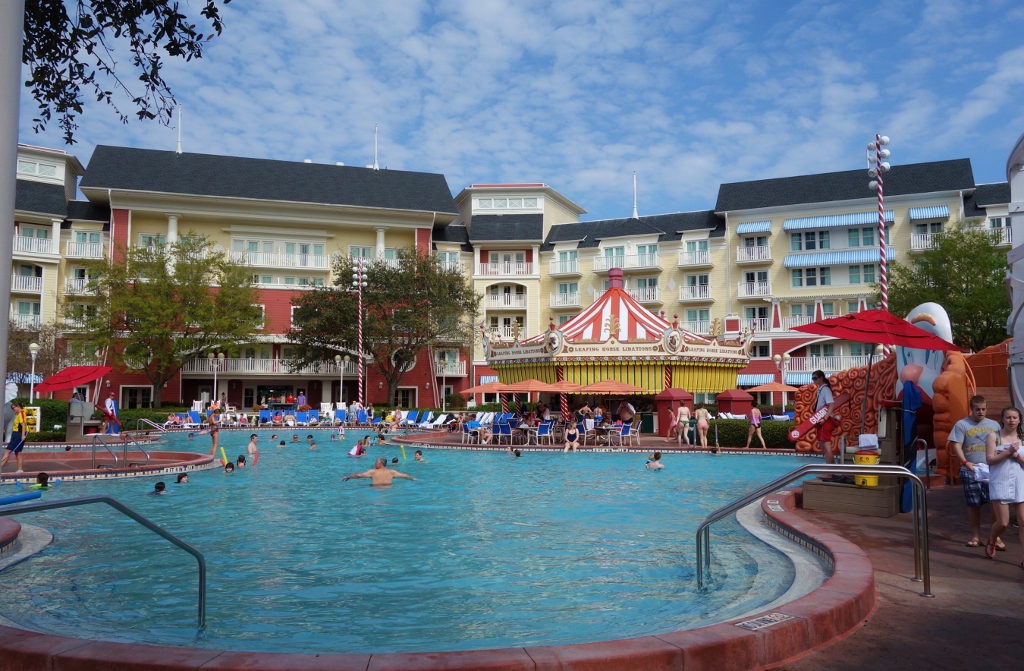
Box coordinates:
[0,431,815,654]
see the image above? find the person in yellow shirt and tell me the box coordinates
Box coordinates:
[1,402,27,473]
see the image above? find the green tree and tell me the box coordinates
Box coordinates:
[6,319,64,383]
[23,0,232,143]
[289,248,480,406]
[65,233,262,407]
[886,220,1009,351]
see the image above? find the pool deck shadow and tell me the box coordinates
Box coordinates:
[776,484,1024,671]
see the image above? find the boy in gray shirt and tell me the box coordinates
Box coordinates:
[948,395,1004,549]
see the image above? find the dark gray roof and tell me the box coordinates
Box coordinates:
[715,159,975,212]
[432,224,472,252]
[81,145,458,214]
[973,182,1010,207]
[541,211,722,251]
[15,179,66,216]
[66,200,110,223]
[468,214,544,242]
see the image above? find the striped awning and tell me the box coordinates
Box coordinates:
[909,205,950,220]
[737,373,774,386]
[736,220,772,235]
[784,247,896,268]
[784,210,894,231]
[786,372,814,386]
[5,372,43,384]
[479,375,499,384]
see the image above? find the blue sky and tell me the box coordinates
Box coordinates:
[18,0,1024,221]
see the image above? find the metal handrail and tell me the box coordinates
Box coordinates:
[695,464,932,597]
[135,418,168,433]
[120,433,152,467]
[90,435,118,469]
[0,495,206,627]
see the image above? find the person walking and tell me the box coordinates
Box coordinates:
[811,371,838,464]
[745,401,767,449]
[984,406,1024,564]
[949,395,1005,550]
[1,402,27,473]
[694,404,711,449]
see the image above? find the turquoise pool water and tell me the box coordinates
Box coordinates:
[0,432,814,653]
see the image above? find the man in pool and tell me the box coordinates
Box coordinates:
[247,434,259,455]
[342,457,416,486]
[414,450,425,462]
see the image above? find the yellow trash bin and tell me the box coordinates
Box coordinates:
[854,449,880,487]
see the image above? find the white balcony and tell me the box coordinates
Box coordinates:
[910,233,938,251]
[742,318,770,333]
[627,287,662,304]
[439,260,466,273]
[678,285,712,302]
[435,361,468,377]
[489,326,523,341]
[677,250,712,267]
[736,245,772,263]
[11,275,42,292]
[62,318,86,330]
[549,292,580,308]
[787,355,884,373]
[993,227,1012,246]
[487,293,528,309]
[476,262,534,277]
[64,278,93,294]
[65,241,105,259]
[181,358,359,376]
[549,259,581,276]
[13,236,55,255]
[738,281,772,298]
[228,251,329,270]
[11,314,41,328]
[593,253,661,272]
[781,315,816,330]
[682,320,711,335]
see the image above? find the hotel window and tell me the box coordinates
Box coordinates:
[557,314,573,325]
[493,198,508,209]
[805,268,817,286]
[862,227,874,245]
[850,343,864,357]
[508,198,523,208]
[252,305,265,328]
[17,160,57,177]
[604,246,625,266]
[284,277,295,285]
[478,198,492,208]
[349,246,373,258]
[687,274,709,287]
[75,231,101,245]
[523,197,538,207]
[821,302,834,317]
[687,240,709,253]
[261,275,272,284]
[849,265,860,284]
[558,282,578,295]
[990,217,1006,230]
[791,233,803,251]
[744,236,768,247]
[848,229,860,247]
[848,301,859,314]
[139,233,165,248]
[820,267,831,285]
[752,342,770,358]
[792,269,803,287]
[863,264,875,283]
[914,222,943,236]
[809,343,834,358]
[636,244,658,262]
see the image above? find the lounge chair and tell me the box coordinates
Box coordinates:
[357,409,368,425]
[184,411,202,429]
[320,402,334,417]
[418,411,434,427]
[334,409,347,425]
[401,410,420,426]
[258,409,271,425]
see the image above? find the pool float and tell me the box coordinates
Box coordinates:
[253,452,259,466]
[0,491,42,506]
[400,445,407,461]
[219,447,229,466]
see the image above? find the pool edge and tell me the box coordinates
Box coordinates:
[0,486,875,671]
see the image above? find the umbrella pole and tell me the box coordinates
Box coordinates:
[860,344,875,436]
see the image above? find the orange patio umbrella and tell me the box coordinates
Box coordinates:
[502,379,558,393]
[745,382,800,393]
[459,381,509,396]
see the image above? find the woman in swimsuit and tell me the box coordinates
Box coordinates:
[666,404,691,445]
[694,404,711,449]
[207,412,220,456]
[564,422,581,452]
[745,402,767,449]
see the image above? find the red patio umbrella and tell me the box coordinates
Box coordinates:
[34,366,112,393]
[791,309,958,433]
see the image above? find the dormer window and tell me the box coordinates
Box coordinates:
[508,198,522,208]
[523,197,537,207]
[17,160,57,177]
[493,198,507,208]
[478,199,492,208]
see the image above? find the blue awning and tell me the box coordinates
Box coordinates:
[736,220,772,235]
[784,247,896,268]
[783,210,893,231]
[5,372,43,384]
[908,205,950,220]
[786,372,814,386]
[479,375,499,384]
[736,373,775,386]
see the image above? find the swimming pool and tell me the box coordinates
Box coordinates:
[0,431,817,654]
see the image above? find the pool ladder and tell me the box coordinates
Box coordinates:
[90,433,151,469]
[0,495,206,627]
[695,463,932,597]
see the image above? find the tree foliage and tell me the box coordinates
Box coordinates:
[289,248,480,406]
[886,220,1010,352]
[66,233,262,407]
[6,319,65,382]
[23,0,231,143]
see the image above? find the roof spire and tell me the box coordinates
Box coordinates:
[373,124,379,171]
[631,171,638,219]
[175,104,183,155]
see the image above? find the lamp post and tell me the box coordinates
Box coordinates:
[209,352,224,407]
[773,352,791,411]
[867,135,892,312]
[439,350,447,413]
[28,342,39,402]
[350,258,368,406]
[334,354,350,407]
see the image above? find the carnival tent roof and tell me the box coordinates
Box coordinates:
[575,380,652,395]
[523,287,710,345]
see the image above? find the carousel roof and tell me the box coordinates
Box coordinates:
[526,286,711,344]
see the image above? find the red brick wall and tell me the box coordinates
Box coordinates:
[110,208,130,264]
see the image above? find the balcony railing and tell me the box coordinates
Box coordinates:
[476,262,534,277]
[742,318,770,333]
[677,250,712,267]
[678,285,711,301]
[11,275,42,292]
[11,314,41,328]
[13,236,55,255]
[993,227,1012,245]
[486,294,528,309]
[738,281,772,298]
[682,320,711,335]
[228,251,329,270]
[181,358,360,376]
[780,315,816,330]
[64,278,93,294]
[66,241,105,258]
[910,233,939,251]
[549,259,581,275]
[737,245,772,263]
[627,287,661,303]
[787,355,884,372]
[549,292,580,308]
[438,260,465,273]
[488,326,524,341]
[435,361,468,377]
[593,253,661,272]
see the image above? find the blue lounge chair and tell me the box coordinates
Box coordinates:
[495,421,514,444]
[295,411,309,426]
[357,409,368,425]
[534,420,555,445]
[259,409,271,425]
[334,409,347,425]
[308,409,320,425]
[402,410,420,426]
[186,410,202,428]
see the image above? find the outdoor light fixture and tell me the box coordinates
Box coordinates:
[28,342,40,402]
[349,258,369,405]
[772,352,791,409]
[335,354,350,405]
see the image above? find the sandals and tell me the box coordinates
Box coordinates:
[965,539,981,547]
[996,540,1007,552]
[985,540,997,560]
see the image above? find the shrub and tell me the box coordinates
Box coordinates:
[706,419,795,448]
[26,430,67,442]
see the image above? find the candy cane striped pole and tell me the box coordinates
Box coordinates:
[558,366,570,422]
[357,257,364,406]
[876,135,888,313]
